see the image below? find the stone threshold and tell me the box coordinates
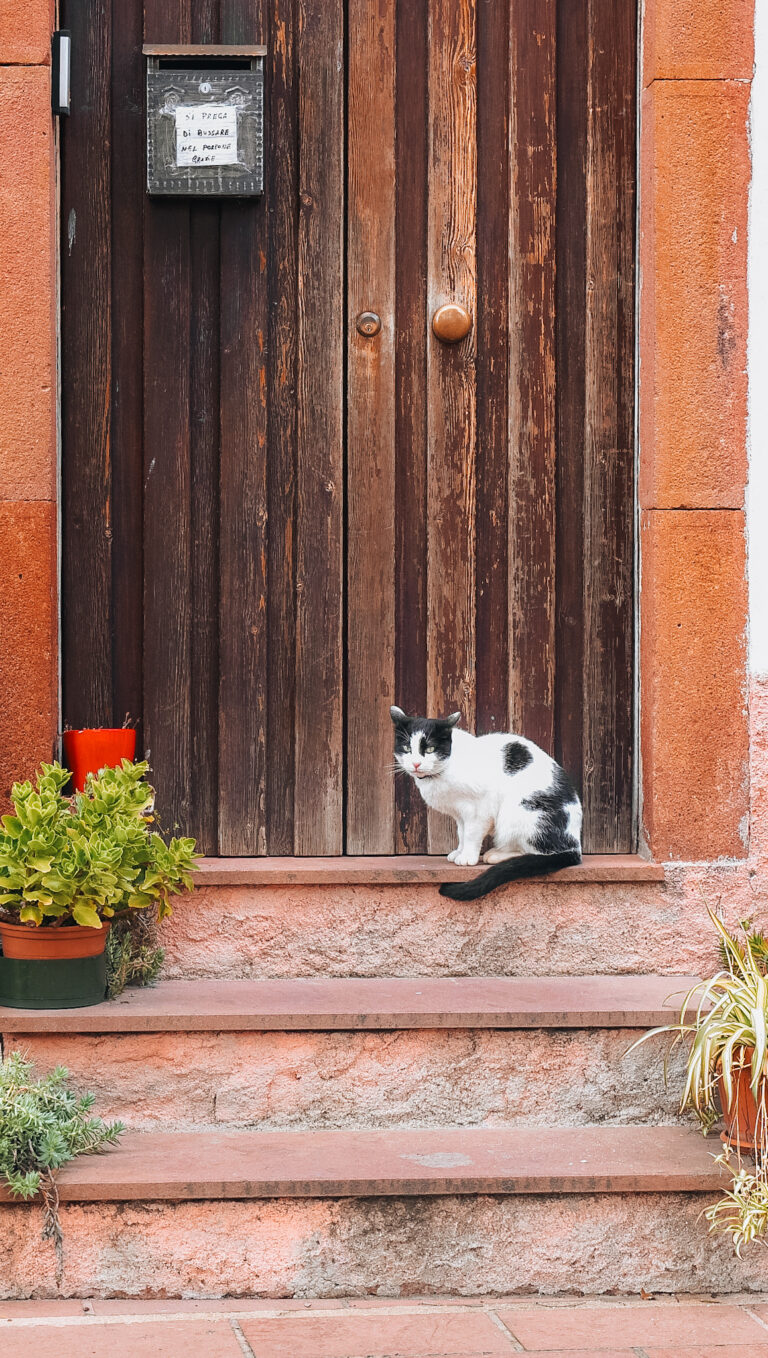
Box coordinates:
[193,853,664,886]
[0,1126,725,1201]
[0,974,697,1032]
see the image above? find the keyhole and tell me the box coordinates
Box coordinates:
[356,311,382,337]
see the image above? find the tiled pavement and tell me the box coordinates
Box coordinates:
[3,1295,768,1357]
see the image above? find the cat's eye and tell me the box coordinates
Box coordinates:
[425,744,435,754]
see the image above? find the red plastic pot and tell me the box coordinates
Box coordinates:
[0,919,109,960]
[62,728,137,791]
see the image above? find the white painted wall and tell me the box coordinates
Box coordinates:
[749,0,768,673]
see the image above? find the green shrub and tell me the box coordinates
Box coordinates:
[0,1051,123,1261]
[0,760,197,929]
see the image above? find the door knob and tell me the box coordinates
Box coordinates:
[356,311,382,337]
[432,303,472,344]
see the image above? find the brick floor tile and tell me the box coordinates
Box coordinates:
[497,1304,766,1350]
[506,1352,634,1358]
[88,1298,344,1315]
[0,1319,243,1358]
[645,1349,768,1358]
[239,1311,515,1356]
[344,1296,494,1308]
[0,1300,85,1318]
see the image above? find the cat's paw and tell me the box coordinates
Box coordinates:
[454,852,481,866]
[446,849,460,862]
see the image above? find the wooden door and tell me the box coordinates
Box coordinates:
[346,0,636,853]
[61,0,636,856]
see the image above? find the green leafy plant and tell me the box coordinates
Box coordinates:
[630,909,768,1131]
[0,760,197,930]
[629,908,768,1253]
[718,918,768,976]
[704,1159,768,1255]
[0,1051,123,1268]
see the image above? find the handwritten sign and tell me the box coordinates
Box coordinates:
[175,105,238,167]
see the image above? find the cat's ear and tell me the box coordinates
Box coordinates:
[390,705,409,725]
[444,711,461,728]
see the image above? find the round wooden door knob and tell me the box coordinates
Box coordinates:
[432,303,472,344]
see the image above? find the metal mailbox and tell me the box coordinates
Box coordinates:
[145,45,265,197]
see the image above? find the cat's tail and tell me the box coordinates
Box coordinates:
[439,849,581,901]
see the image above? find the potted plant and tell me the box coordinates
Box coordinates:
[0,760,197,1008]
[630,908,768,1253]
[62,717,137,792]
[0,1051,123,1275]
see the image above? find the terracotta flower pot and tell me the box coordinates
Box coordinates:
[718,1048,768,1151]
[62,727,137,792]
[0,919,109,961]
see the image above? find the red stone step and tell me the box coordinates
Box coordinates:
[0,1126,724,1202]
[0,974,697,1032]
[193,854,664,885]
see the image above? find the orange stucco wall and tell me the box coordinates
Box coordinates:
[0,1,58,799]
[0,0,755,863]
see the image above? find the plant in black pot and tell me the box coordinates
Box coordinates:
[0,760,197,1009]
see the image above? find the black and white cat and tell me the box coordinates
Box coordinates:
[390,707,582,900]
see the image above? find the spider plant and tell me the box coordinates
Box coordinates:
[629,908,768,1253]
[704,1161,768,1256]
[629,908,768,1131]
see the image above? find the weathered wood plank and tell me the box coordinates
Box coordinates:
[183,2,221,853]
[475,0,509,737]
[142,0,193,831]
[265,0,299,855]
[508,0,557,754]
[581,0,636,851]
[294,0,345,854]
[346,0,396,854]
[61,0,112,729]
[426,0,477,853]
[110,0,144,738]
[187,210,220,852]
[394,0,430,854]
[554,0,588,806]
[217,0,269,855]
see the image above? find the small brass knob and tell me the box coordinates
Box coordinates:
[432,303,472,344]
[356,311,382,337]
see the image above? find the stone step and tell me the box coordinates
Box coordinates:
[0,974,696,1031]
[192,855,664,885]
[2,1129,761,1299]
[0,1125,728,1200]
[161,861,716,979]
[1,977,691,1132]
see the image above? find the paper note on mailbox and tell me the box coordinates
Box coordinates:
[176,105,238,167]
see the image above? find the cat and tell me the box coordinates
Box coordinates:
[390,706,582,900]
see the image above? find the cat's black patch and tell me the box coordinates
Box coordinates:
[503,741,533,774]
[391,712,414,755]
[392,715,456,761]
[523,766,580,852]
